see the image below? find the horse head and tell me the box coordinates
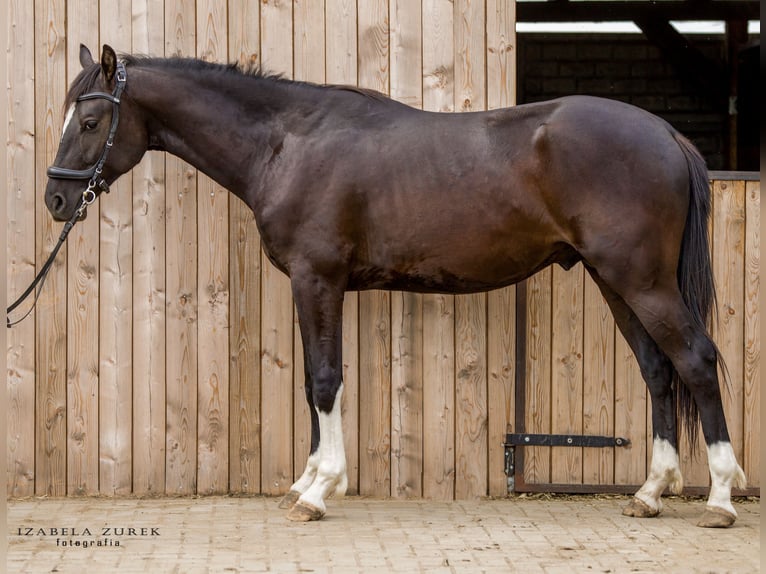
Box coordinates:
[45,44,147,221]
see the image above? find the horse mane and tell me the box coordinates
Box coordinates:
[122,54,390,102]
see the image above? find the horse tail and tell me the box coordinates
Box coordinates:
[672,131,723,451]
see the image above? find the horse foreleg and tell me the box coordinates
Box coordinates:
[286,271,347,522]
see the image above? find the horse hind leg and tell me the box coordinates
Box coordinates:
[605,277,745,527]
[588,270,682,518]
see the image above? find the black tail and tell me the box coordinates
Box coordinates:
[673,132,722,450]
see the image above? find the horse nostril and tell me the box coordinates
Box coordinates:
[52,194,65,212]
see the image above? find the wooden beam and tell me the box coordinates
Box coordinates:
[516,1,759,23]
[635,17,727,106]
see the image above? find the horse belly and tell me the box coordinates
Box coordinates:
[347,232,568,294]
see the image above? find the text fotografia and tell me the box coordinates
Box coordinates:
[16,526,160,549]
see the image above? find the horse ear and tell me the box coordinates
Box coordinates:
[100,44,117,83]
[79,44,95,69]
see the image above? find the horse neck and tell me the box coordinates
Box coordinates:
[131,64,290,200]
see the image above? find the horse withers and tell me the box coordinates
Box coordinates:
[45,45,746,527]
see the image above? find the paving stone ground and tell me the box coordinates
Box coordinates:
[6,494,760,573]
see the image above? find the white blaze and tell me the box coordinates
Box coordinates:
[61,104,76,140]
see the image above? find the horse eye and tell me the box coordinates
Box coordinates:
[83,120,98,131]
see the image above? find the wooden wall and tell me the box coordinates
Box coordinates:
[6,1,759,500]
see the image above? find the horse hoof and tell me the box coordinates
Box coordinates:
[287,501,325,522]
[697,506,736,528]
[278,490,301,509]
[622,497,660,518]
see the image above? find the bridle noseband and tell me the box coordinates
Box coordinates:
[8,61,127,327]
[47,61,128,215]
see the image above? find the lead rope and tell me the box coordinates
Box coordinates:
[7,189,96,328]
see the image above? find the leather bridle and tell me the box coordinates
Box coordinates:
[46,61,128,211]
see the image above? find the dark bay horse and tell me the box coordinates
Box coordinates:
[45,45,745,527]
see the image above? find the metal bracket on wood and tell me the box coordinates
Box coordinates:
[504,433,631,489]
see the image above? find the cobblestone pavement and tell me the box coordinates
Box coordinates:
[7,494,760,573]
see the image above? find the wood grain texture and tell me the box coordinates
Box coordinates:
[259,0,294,496]
[164,0,198,495]
[453,0,488,501]
[63,0,101,498]
[485,7,516,494]
[742,181,759,487]
[613,332,647,485]
[712,180,746,462]
[422,0,456,500]
[455,293,488,499]
[228,0,262,496]
[358,0,392,498]
[34,0,68,498]
[390,0,424,500]
[551,264,584,484]
[98,0,134,497]
[196,0,230,495]
[582,274,615,485]
[7,0,37,497]
[132,0,167,496]
[525,268,552,485]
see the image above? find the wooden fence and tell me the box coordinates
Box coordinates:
[6,0,759,499]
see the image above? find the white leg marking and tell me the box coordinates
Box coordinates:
[635,438,684,512]
[290,451,320,495]
[706,442,746,516]
[61,104,76,140]
[297,385,347,514]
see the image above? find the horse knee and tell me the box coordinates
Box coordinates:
[679,335,719,396]
[312,365,343,413]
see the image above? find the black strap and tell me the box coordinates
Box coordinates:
[7,207,81,328]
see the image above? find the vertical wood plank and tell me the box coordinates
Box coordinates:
[99,0,134,497]
[228,0,262,495]
[486,0,516,497]
[742,180,759,487]
[712,180,745,462]
[196,0,230,495]
[358,0,392,498]
[65,0,100,497]
[582,274,615,485]
[325,0,360,495]
[613,332,647,485]
[454,0,487,499]
[390,0,424,499]
[164,0,198,495]
[525,268,552,485]
[7,0,37,497]
[422,0,455,500]
[455,293,488,499]
[550,264,584,484]
[132,0,167,496]
[259,0,294,495]
[35,0,68,498]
